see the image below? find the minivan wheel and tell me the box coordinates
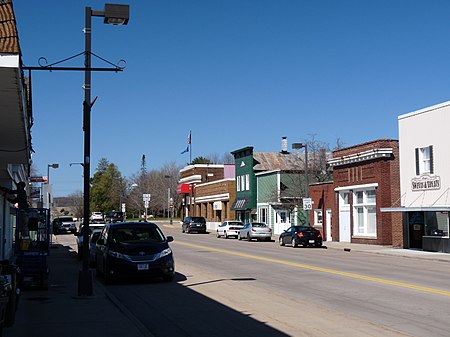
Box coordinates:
[163,274,174,282]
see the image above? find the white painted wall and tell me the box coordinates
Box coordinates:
[398,101,450,207]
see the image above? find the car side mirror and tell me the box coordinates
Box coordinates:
[166,236,174,242]
[96,238,105,245]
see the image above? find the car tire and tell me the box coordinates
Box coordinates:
[224,232,228,239]
[186,227,190,234]
[291,238,298,248]
[216,231,220,238]
[247,233,252,242]
[163,274,174,282]
[182,226,185,233]
[238,233,242,240]
[279,237,285,246]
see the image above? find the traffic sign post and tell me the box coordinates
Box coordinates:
[143,194,150,221]
[302,197,313,211]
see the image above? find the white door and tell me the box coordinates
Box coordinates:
[326,209,332,241]
[274,210,290,235]
[339,191,351,242]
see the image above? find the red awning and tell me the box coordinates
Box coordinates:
[177,184,191,194]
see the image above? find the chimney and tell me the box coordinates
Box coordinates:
[281,137,288,154]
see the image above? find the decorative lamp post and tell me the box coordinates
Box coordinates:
[79,4,129,296]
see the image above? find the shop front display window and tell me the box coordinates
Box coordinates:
[353,189,377,237]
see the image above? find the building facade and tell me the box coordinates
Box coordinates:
[0,1,33,260]
[320,139,402,246]
[177,164,235,230]
[388,102,450,252]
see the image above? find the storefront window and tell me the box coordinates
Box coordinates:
[353,189,376,237]
[425,211,449,237]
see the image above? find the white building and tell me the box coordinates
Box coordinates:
[392,101,450,252]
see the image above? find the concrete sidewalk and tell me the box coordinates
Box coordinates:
[5,242,148,337]
[322,240,450,263]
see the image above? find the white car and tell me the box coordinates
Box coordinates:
[238,222,272,241]
[216,221,244,239]
[90,212,104,223]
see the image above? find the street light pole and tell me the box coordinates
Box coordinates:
[292,143,309,226]
[78,4,129,296]
[46,163,59,209]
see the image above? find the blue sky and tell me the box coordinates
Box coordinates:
[12,0,450,196]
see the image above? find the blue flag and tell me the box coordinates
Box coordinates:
[181,131,191,154]
[181,146,189,154]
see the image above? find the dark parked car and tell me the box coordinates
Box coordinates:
[52,216,77,234]
[105,211,124,223]
[279,225,323,248]
[182,216,207,234]
[95,222,175,284]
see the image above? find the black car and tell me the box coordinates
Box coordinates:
[182,216,207,234]
[95,222,175,284]
[105,211,124,223]
[279,225,323,248]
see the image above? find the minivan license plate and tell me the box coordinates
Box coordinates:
[137,263,149,270]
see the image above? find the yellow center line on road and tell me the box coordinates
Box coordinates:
[174,240,450,297]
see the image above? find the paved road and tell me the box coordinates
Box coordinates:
[58,225,450,337]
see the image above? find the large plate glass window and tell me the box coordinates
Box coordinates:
[353,188,377,237]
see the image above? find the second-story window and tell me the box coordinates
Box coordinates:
[415,145,434,175]
[245,174,250,190]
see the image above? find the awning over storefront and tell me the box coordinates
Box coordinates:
[381,207,450,212]
[177,183,191,194]
[231,198,249,210]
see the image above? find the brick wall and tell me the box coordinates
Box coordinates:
[331,139,401,245]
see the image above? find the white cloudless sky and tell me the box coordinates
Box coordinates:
[12,0,450,196]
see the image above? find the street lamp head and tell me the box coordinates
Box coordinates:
[292,143,305,150]
[48,163,59,169]
[103,4,130,25]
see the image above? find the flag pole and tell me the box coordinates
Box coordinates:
[189,130,192,164]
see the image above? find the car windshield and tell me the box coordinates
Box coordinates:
[112,226,165,243]
[251,223,266,227]
[59,217,74,222]
[191,217,205,223]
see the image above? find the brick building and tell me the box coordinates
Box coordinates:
[177,164,235,230]
[311,139,402,246]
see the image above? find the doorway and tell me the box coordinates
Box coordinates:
[326,209,332,241]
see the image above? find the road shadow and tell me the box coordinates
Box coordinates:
[11,243,290,337]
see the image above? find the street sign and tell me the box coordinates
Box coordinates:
[142,194,151,202]
[121,203,126,213]
[144,200,149,208]
[303,198,313,210]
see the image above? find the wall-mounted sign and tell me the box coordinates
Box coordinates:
[411,174,441,191]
